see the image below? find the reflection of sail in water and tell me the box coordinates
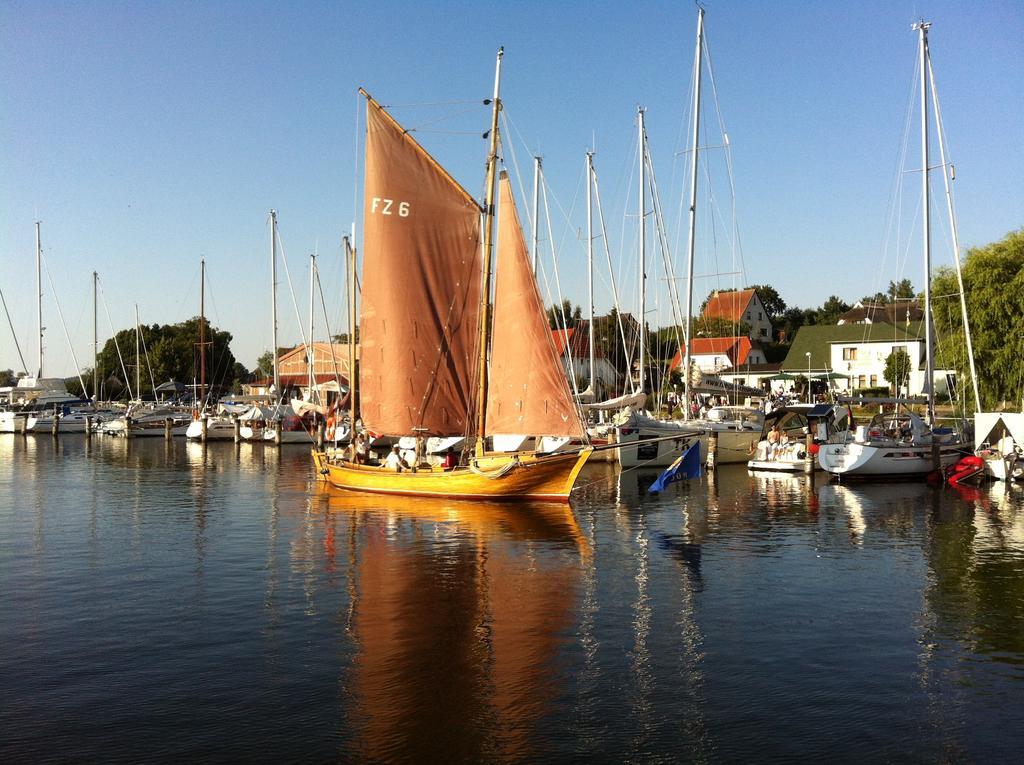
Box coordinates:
[316,488,584,761]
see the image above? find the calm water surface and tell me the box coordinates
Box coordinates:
[1,436,1022,762]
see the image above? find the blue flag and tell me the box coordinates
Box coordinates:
[648,441,703,493]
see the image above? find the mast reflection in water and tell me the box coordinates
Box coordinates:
[1,440,1022,762]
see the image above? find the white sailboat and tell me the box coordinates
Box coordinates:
[1,222,86,433]
[818,21,965,478]
[615,7,763,468]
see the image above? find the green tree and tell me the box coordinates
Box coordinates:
[692,315,752,338]
[776,306,816,344]
[932,228,1024,410]
[0,369,15,387]
[888,279,915,301]
[747,284,786,320]
[546,299,582,330]
[817,295,851,324]
[255,351,274,378]
[94,317,240,400]
[884,347,912,394]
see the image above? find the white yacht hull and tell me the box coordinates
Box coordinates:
[185,418,238,441]
[818,441,963,476]
[616,428,707,468]
[0,411,31,433]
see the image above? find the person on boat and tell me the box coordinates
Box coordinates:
[442,447,457,471]
[766,424,782,458]
[351,433,367,465]
[384,445,409,472]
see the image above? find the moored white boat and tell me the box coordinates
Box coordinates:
[616,406,762,468]
[817,411,962,476]
[819,21,968,481]
[974,412,1024,481]
[748,403,849,473]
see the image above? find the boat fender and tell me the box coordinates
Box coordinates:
[945,455,984,486]
[325,415,336,441]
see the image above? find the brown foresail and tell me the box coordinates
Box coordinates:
[486,173,584,438]
[358,93,482,437]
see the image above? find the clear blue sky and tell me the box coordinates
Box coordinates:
[2,0,1021,378]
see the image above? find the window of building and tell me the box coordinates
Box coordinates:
[758,311,762,320]
[857,375,867,389]
[760,328,768,336]
[869,375,877,387]
[843,347,858,361]
[745,312,751,320]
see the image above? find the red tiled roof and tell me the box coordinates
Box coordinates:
[669,336,755,371]
[550,323,605,359]
[249,373,347,387]
[701,289,756,323]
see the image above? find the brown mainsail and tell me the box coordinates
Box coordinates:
[485,173,585,438]
[358,93,482,437]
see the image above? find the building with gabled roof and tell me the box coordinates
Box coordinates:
[837,300,924,326]
[780,321,952,396]
[669,336,767,374]
[700,288,773,340]
[550,324,620,398]
[244,342,356,399]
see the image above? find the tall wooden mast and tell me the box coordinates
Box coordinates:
[345,234,358,431]
[474,46,504,455]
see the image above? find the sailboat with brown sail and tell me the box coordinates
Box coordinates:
[313,49,593,502]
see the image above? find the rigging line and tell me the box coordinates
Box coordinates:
[701,27,746,281]
[592,160,635,394]
[314,260,345,408]
[39,254,88,395]
[500,110,551,265]
[410,129,484,136]
[645,144,687,367]
[540,169,585,412]
[498,110,533,237]
[353,91,362,256]
[0,284,29,374]
[135,312,157,397]
[96,278,134,400]
[275,225,311,358]
[382,98,481,108]
[876,52,920,307]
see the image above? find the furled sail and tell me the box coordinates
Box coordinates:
[358,92,483,437]
[486,172,585,438]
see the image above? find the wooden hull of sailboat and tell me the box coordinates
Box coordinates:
[312,448,593,502]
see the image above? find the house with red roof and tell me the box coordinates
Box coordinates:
[669,336,767,375]
[244,342,355,401]
[701,288,773,341]
[550,323,620,398]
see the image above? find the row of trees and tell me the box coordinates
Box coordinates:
[933,228,1024,410]
[69,317,246,400]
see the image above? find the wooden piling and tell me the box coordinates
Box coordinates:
[233,416,241,444]
[85,415,92,441]
[51,408,60,437]
[804,432,814,475]
[164,418,173,441]
[200,415,208,443]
